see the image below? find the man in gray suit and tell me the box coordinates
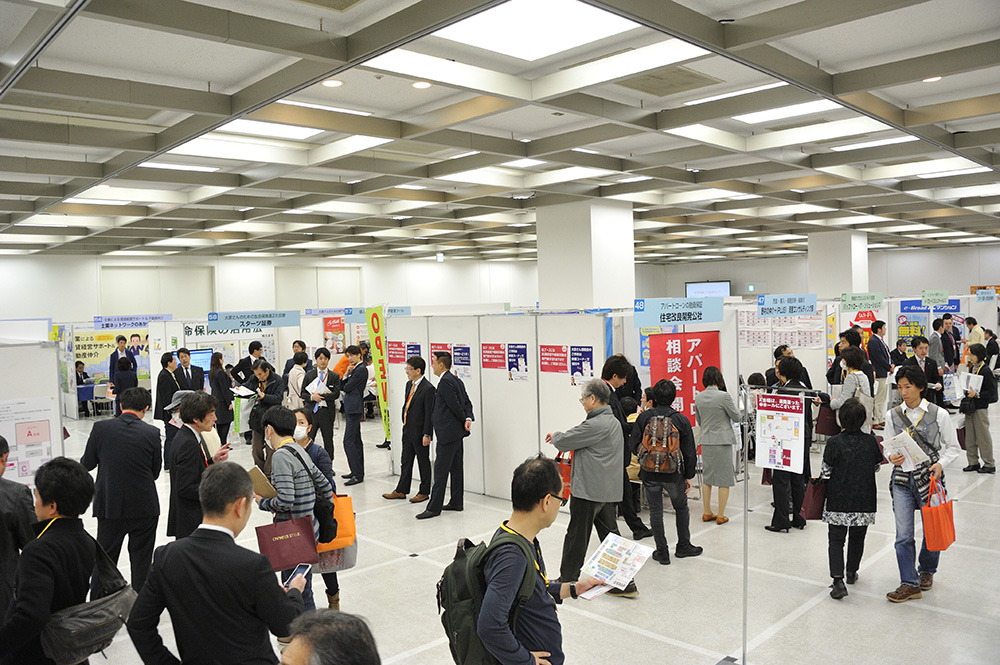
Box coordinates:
[0,436,33,616]
[929,318,947,369]
[546,380,638,598]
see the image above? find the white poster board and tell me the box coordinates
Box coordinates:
[754,393,806,474]
[0,342,63,486]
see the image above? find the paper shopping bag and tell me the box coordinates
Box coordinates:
[555,451,572,499]
[921,476,956,552]
[233,396,256,435]
[316,541,358,573]
[760,467,772,486]
[815,405,841,436]
[255,516,318,572]
[799,478,827,520]
[318,494,355,552]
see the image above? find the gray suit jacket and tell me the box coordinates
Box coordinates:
[551,405,622,503]
[928,331,946,367]
[693,386,741,446]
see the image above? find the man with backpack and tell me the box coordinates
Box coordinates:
[628,379,702,565]
[545,380,638,597]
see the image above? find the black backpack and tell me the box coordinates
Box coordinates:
[437,532,537,665]
[285,446,338,543]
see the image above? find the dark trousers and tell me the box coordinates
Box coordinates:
[395,435,431,495]
[163,424,177,470]
[216,421,231,445]
[321,572,339,596]
[313,406,336,461]
[343,413,364,479]
[828,524,869,578]
[643,476,691,555]
[427,440,464,513]
[771,470,806,529]
[619,470,646,532]
[559,496,620,581]
[95,517,158,594]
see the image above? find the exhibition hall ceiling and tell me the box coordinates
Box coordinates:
[0,0,998,263]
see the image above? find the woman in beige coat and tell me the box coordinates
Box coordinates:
[694,367,741,524]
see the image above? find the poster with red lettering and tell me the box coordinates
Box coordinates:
[431,342,453,356]
[539,345,568,373]
[648,331,721,426]
[387,341,406,364]
[481,343,506,369]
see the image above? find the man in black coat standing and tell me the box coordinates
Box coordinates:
[383,355,435,503]
[81,387,161,593]
[155,351,181,470]
[903,336,944,405]
[128,462,306,665]
[340,345,368,486]
[0,436,32,618]
[417,352,474,520]
[300,348,342,462]
[176,348,205,391]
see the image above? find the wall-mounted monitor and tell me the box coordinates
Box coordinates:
[685,281,731,298]
[188,348,214,390]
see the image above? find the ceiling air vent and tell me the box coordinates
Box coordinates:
[616,66,722,98]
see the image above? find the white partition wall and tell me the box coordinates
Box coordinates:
[385,316,430,478]
[480,315,540,499]
[300,316,324,353]
[427,317,484,494]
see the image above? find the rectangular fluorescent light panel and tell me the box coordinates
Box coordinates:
[140,162,219,172]
[219,119,325,140]
[433,0,639,61]
[732,99,841,124]
[916,167,992,179]
[572,148,600,154]
[830,135,919,152]
[502,159,546,168]
[684,81,787,106]
[396,184,426,190]
[64,197,131,205]
[618,176,652,183]
[276,99,371,116]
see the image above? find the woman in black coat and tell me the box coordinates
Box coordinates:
[111,356,138,416]
[820,398,883,600]
[963,343,997,474]
[243,359,284,475]
[209,352,234,444]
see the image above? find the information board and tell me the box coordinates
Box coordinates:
[754,393,806,474]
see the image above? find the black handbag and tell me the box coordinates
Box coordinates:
[286,446,338,544]
[959,397,976,414]
[41,538,137,665]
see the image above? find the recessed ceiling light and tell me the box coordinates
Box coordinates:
[64,197,131,205]
[503,159,546,168]
[830,135,919,152]
[634,208,650,213]
[432,0,639,62]
[684,81,788,106]
[730,194,762,200]
[520,138,532,143]
[412,81,432,89]
[277,99,371,117]
[510,223,531,228]
[790,188,805,193]
[322,79,343,87]
[397,184,425,190]
[732,99,840,124]
[686,168,700,173]
[572,148,600,154]
[238,207,254,212]
[219,119,325,140]
[923,76,942,83]
[140,162,219,172]
[916,167,992,179]
[347,179,362,184]
[286,209,315,215]
[618,176,652,183]
[392,215,412,220]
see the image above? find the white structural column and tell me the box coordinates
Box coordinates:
[536,199,635,309]
[807,230,869,299]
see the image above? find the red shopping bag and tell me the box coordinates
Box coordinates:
[815,405,841,436]
[799,478,827,520]
[760,467,772,486]
[554,451,572,500]
[921,476,955,552]
[255,516,319,572]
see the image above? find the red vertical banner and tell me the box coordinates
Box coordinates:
[648,331,721,426]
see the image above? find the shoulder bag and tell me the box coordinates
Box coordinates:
[285,445,338,544]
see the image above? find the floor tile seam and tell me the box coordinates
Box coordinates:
[382,636,450,664]
[865,528,1000,555]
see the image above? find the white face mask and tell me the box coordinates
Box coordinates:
[293,425,308,441]
[169,413,182,429]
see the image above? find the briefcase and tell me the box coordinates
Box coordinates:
[256,516,318,572]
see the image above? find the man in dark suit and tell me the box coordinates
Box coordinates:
[890,338,909,367]
[75,360,92,417]
[108,334,137,387]
[81,387,161,593]
[301,348,342,462]
[282,339,313,379]
[176,347,205,391]
[155,351,181,470]
[417,352,474,520]
[340,345,367,486]
[383,356,435,503]
[904,335,944,405]
[942,313,961,371]
[233,341,264,447]
[167,392,230,539]
[867,320,893,430]
[0,458,96,664]
[826,329,876,395]
[765,345,813,388]
[0,436,32,617]
[128,462,306,665]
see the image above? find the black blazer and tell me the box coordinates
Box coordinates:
[300,368,342,410]
[401,378,435,443]
[243,373,285,433]
[177,364,205,391]
[0,519,96,665]
[75,370,89,386]
[166,426,213,539]
[986,337,999,370]
[155,369,180,422]
[210,368,234,425]
[127,528,303,665]
[890,348,908,367]
[231,355,256,386]
[826,357,875,395]
[614,367,642,402]
[108,348,137,385]
[903,355,942,404]
[341,364,367,416]
[112,369,138,414]
[81,413,161,520]
[867,336,892,378]
[969,363,998,410]
[0,479,33,617]
[942,329,959,366]
[765,366,813,389]
[432,371,474,443]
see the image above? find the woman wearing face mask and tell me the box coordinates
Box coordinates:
[293,408,342,610]
[245,359,284,476]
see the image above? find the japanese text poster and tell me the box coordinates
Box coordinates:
[754,393,806,474]
[569,346,594,386]
[323,316,346,353]
[452,344,472,380]
[481,343,506,369]
[540,345,568,373]
[507,343,528,381]
[648,331,721,426]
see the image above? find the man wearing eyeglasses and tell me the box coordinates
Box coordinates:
[545,380,638,598]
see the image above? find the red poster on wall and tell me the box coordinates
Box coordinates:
[649,331,721,426]
[323,317,346,353]
[539,345,568,373]
[481,343,506,369]
[387,341,406,364]
[431,342,453,356]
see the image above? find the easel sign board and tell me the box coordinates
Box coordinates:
[754,393,806,474]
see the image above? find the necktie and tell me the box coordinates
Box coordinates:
[403,382,417,425]
[198,434,211,467]
[186,367,192,384]
[313,371,325,413]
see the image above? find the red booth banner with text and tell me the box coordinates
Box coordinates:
[649,331,721,426]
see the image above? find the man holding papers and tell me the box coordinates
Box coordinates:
[301,348,342,462]
[883,366,961,603]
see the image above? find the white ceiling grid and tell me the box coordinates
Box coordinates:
[0,0,996,263]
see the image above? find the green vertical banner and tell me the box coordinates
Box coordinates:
[366,306,391,441]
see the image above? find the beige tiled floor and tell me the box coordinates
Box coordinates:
[56,407,1000,664]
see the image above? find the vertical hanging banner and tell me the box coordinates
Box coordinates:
[365,306,391,441]
[754,393,806,474]
[648,331,721,426]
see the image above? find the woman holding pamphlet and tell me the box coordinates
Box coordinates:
[962,344,996,474]
[245,359,285,475]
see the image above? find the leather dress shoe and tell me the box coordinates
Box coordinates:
[345,477,363,486]
[382,491,406,500]
[764,525,789,533]
[415,510,440,520]
[341,472,355,479]
[963,463,981,472]
[631,527,653,540]
[409,494,429,503]
[442,504,463,512]
[376,441,391,449]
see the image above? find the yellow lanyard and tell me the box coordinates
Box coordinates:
[37,517,60,539]
[500,522,547,585]
[906,409,924,437]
